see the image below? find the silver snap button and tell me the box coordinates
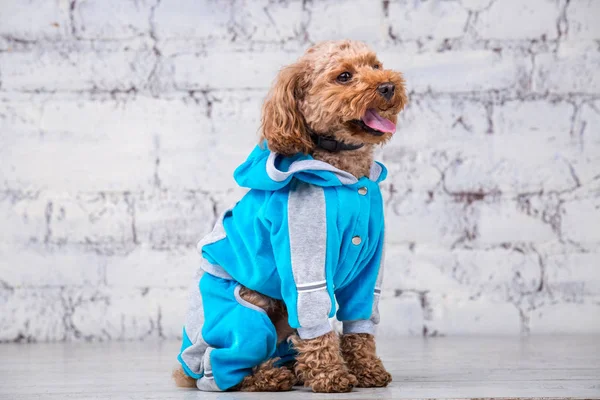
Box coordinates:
[358,187,368,195]
[352,236,362,245]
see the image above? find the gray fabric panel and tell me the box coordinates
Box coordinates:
[196,208,234,280]
[369,162,383,181]
[288,182,332,328]
[343,319,375,335]
[297,290,332,328]
[180,338,208,376]
[196,209,230,254]
[184,269,204,342]
[288,182,327,285]
[196,347,222,391]
[297,320,333,340]
[370,242,386,325]
[199,258,232,280]
[181,270,209,375]
[233,285,268,315]
[196,376,221,392]
[267,152,358,185]
[203,346,213,374]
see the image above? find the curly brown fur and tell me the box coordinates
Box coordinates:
[340,333,392,388]
[236,359,297,392]
[261,40,407,179]
[291,331,358,393]
[238,286,295,343]
[172,367,197,388]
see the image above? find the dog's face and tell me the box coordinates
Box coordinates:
[261,40,407,155]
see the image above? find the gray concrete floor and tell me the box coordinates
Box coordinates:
[0,336,599,399]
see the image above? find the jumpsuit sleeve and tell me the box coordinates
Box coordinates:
[270,181,335,340]
[335,235,385,335]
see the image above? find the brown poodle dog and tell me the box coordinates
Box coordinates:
[174,40,407,393]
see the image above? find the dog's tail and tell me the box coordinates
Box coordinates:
[172,367,197,388]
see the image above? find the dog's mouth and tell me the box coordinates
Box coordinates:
[349,109,396,136]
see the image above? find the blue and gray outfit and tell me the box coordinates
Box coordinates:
[178,144,387,391]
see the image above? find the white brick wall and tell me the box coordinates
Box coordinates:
[1,0,599,342]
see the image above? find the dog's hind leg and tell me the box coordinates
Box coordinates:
[236,286,297,391]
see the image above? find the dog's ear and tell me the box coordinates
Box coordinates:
[260,62,313,155]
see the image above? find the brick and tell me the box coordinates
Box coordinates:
[566,0,600,40]
[378,150,442,195]
[528,298,600,334]
[0,243,104,287]
[444,101,580,194]
[380,50,532,93]
[66,286,187,340]
[0,44,156,92]
[73,0,153,39]
[134,191,215,248]
[0,97,209,192]
[171,50,297,90]
[0,192,46,244]
[389,96,489,150]
[533,46,600,94]
[494,100,574,138]
[0,0,71,41]
[476,200,557,244]
[231,0,304,43]
[156,0,304,43]
[574,102,600,183]
[383,246,464,294]
[0,99,44,134]
[473,0,560,39]
[455,248,542,296]
[0,193,133,248]
[158,91,265,191]
[424,295,522,335]
[306,0,385,44]
[443,153,578,195]
[380,97,488,193]
[561,197,600,245]
[0,189,134,249]
[377,292,424,338]
[49,192,134,246]
[384,191,476,246]
[387,0,469,40]
[459,0,494,11]
[384,246,541,300]
[546,252,600,298]
[105,245,197,288]
[154,0,231,40]
[0,287,66,342]
[156,289,189,339]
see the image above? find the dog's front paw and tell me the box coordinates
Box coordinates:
[307,367,357,393]
[349,357,392,388]
[291,331,357,393]
[340,332,392,388]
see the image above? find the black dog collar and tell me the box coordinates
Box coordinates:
[309,132,364,153]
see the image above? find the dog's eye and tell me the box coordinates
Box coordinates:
[336,72,352,83]
[373,64,380,69]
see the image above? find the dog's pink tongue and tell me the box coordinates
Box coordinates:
[363,109,396,133]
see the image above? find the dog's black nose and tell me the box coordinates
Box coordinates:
[377,82,395,101]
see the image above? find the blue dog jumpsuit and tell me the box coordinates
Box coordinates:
[178,144,387,391]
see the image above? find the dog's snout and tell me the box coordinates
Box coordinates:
[377,82,395,101]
